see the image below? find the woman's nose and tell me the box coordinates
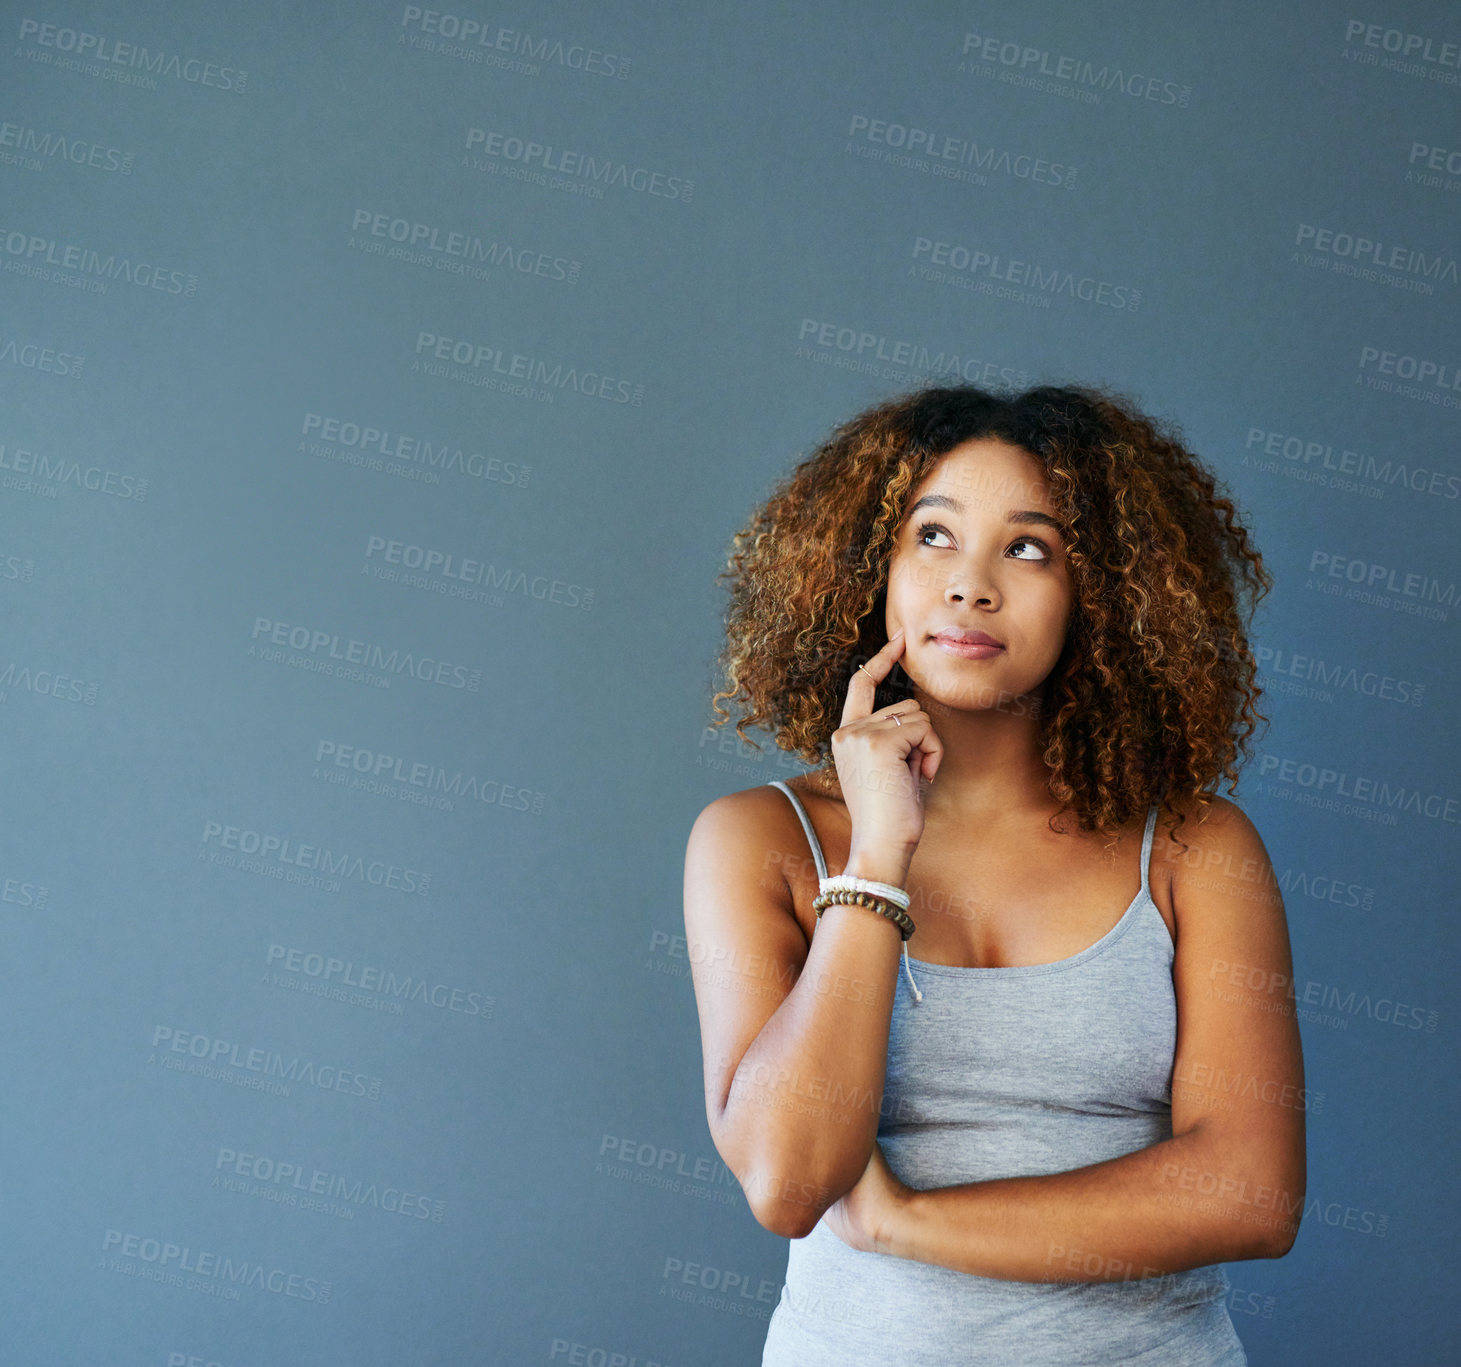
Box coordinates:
[944,560,999,607]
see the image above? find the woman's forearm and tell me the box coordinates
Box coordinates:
[715,900,904,1229]
[874,1123,1303,1281]
[710,839,918,1235]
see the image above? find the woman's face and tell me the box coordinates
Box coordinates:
[884,438,1075,714]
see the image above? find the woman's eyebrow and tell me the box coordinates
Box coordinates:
[1006,509,1065,535]
[907,493,1064,536]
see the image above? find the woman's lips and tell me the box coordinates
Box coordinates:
[931,633,1005,659]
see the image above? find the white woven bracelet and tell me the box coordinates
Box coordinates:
[819,874,911,911]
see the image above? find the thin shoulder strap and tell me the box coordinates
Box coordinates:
[768,779,925,1004]
[1139,805,1159,899]
[766,780,828,880]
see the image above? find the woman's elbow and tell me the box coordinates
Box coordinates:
[1254,1206,1303,1259]
[742,1169,840,1239]
[1239,1175,1304,1260]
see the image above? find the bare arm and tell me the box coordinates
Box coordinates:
[685,635,945,1237]
[683,789,912,1237]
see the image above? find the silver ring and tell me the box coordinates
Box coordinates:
[856,664,874,681]
[891,713,902,726]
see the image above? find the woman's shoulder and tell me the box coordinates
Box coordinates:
[686,768,845,870]
[1154,790,1267,849]
[1150,791,1279,918]
[692,767,841,829]
[684,772,844,938]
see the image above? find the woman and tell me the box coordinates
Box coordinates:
[682,384,1305,1365]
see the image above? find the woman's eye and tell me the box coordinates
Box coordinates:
[913,523,1050,559]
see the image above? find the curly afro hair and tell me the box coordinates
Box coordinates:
[708,383,1272,841]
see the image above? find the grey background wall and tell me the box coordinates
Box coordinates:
[3,1,1457,1363]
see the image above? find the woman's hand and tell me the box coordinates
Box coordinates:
[822,1143,911,1255]
[832,629,944,865]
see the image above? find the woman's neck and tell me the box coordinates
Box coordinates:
[916,686,1058,826]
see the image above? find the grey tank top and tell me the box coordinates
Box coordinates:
[760,780,1248,1367]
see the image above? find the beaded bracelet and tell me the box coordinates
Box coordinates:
[812,887,917,941]
[818,873,911,911]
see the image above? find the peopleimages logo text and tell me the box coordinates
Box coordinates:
[1343,20,1461,67]
[960,32,1190,105]
[248,616,481,691]
[413,330,642,404]
[464,129,692,200]
[101,1229,326,1300]
[846,114,1074,186]
[911,236,1139,310]
[16,19,247,89]
[399,6,629,77]
[1295,224,1457,285]
[151,1024,384,1099]
[0,120,134,172]
[0,225,196,294]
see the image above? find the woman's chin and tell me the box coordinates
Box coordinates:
[914,669,1045,718]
